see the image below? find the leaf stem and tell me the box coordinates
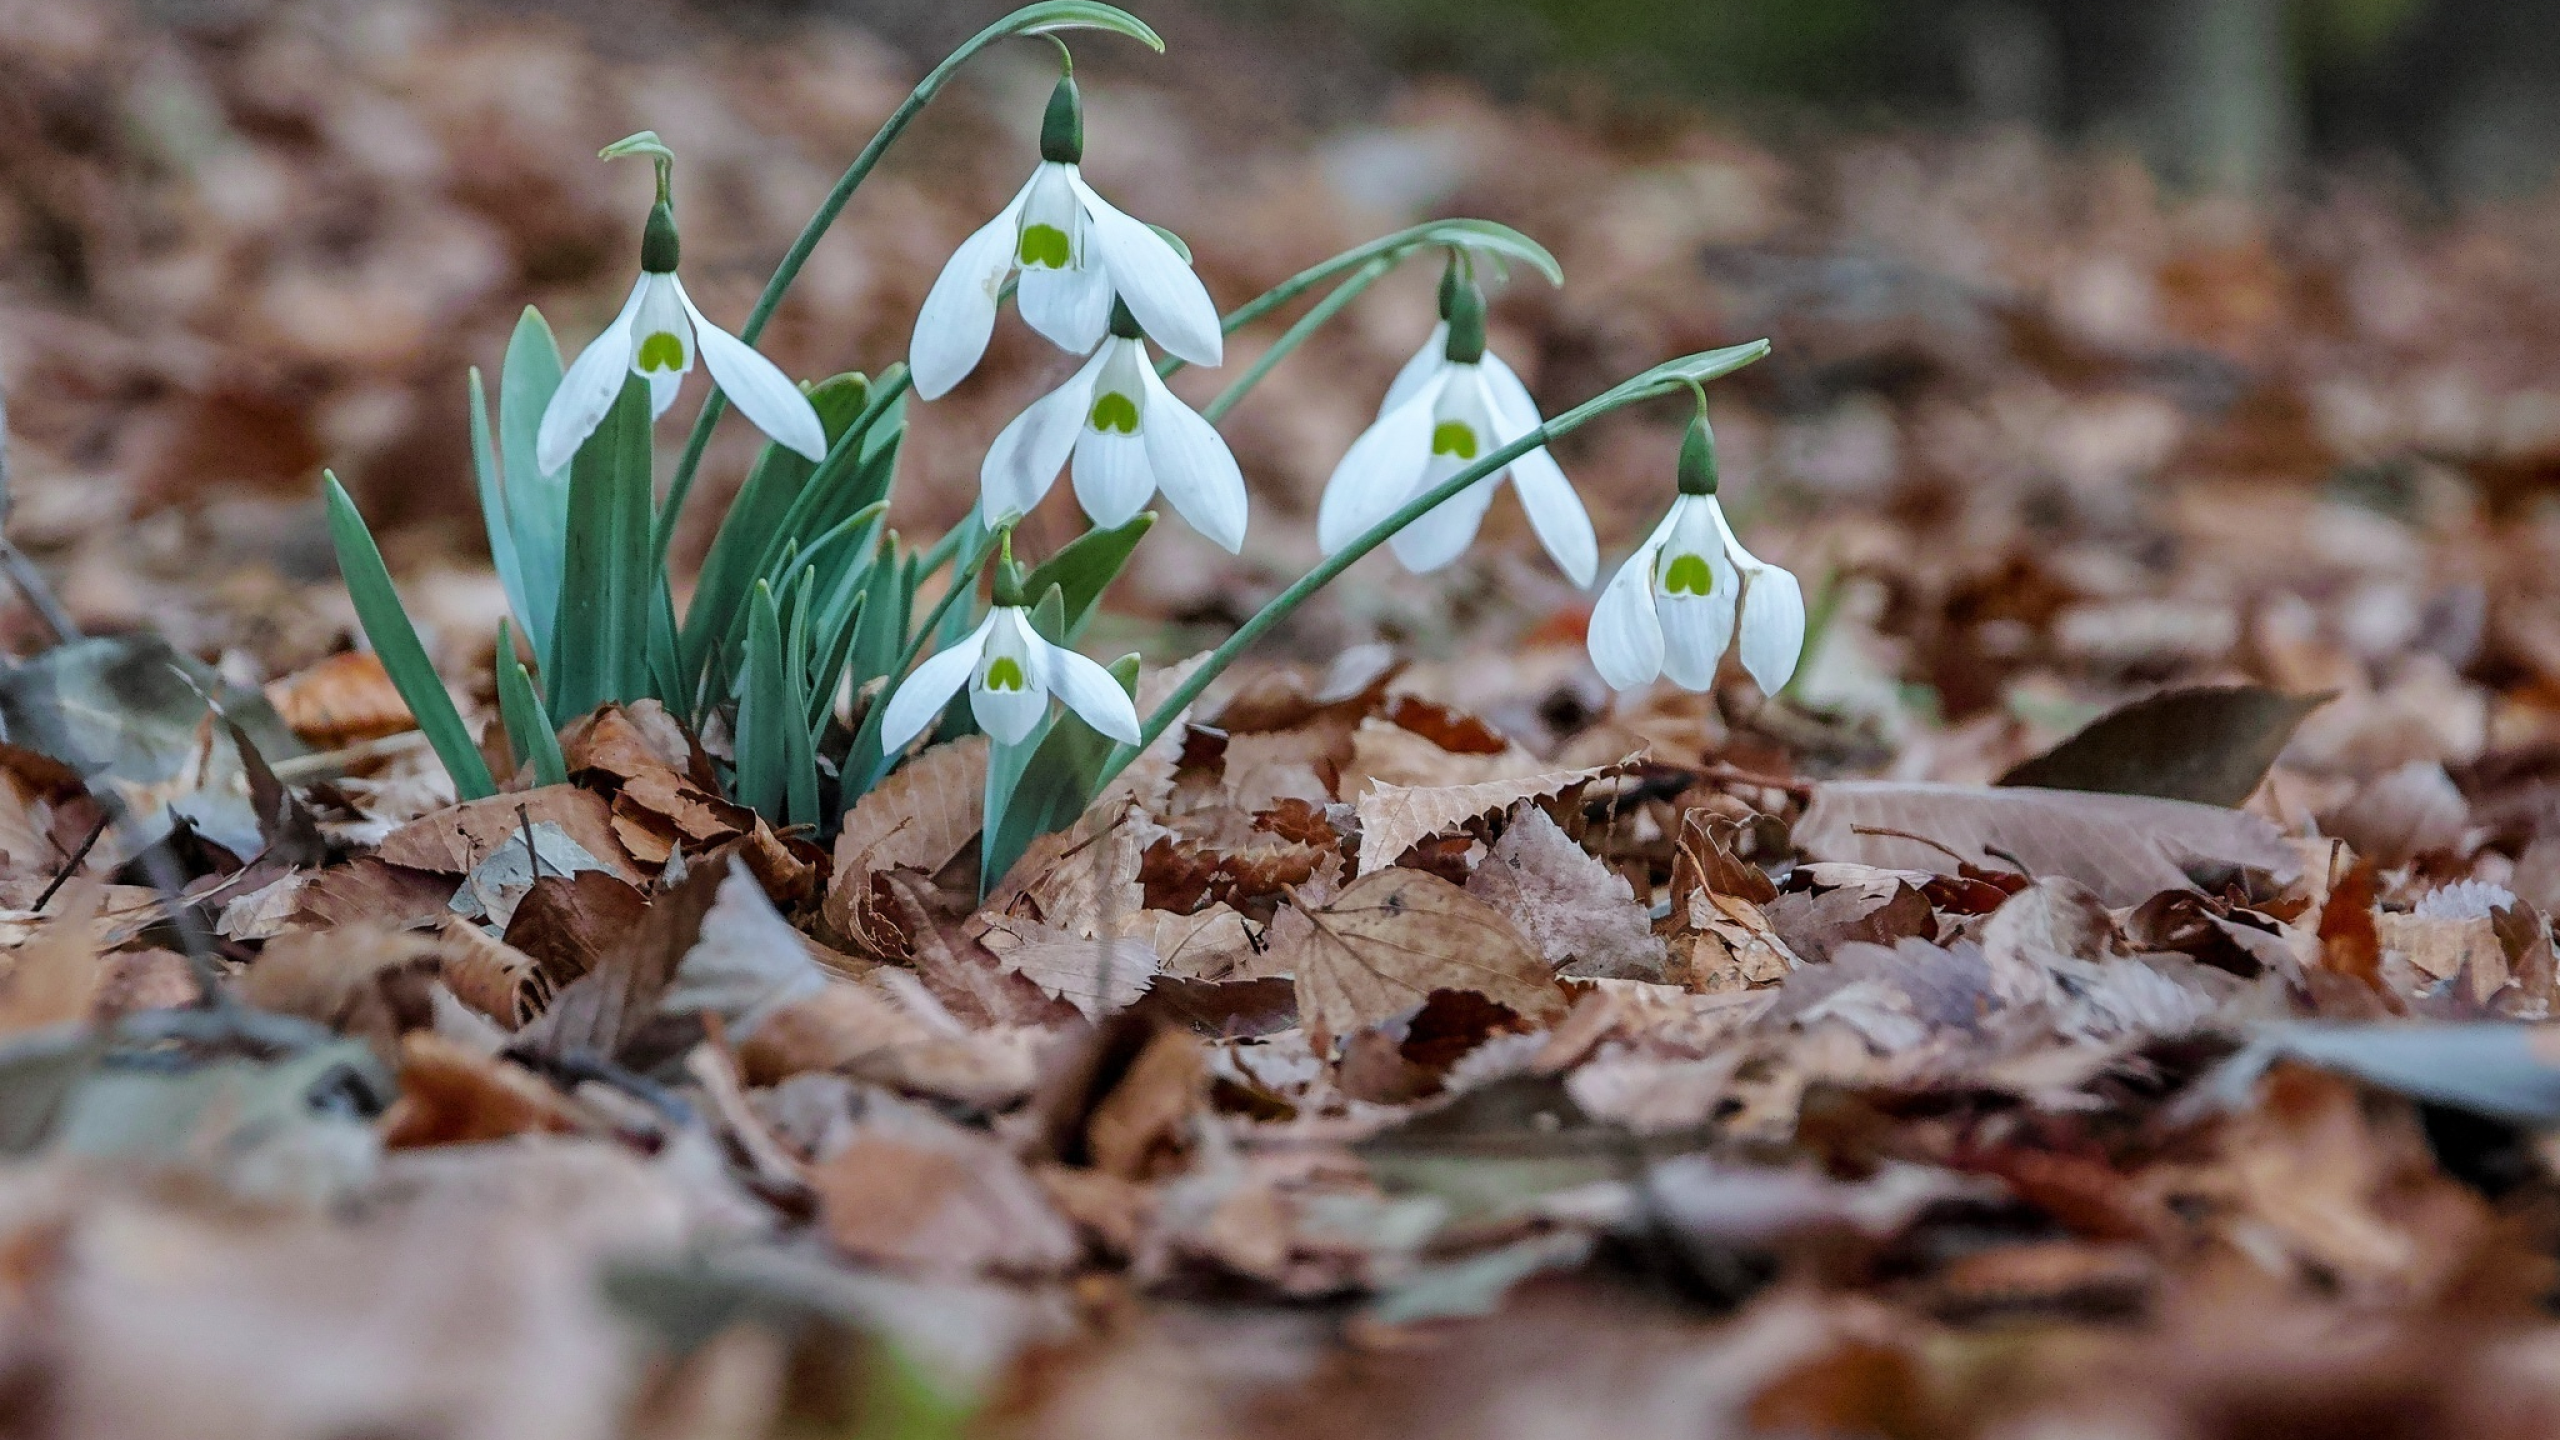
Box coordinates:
[1087,339,1772,796]
[1201,254,1395,425]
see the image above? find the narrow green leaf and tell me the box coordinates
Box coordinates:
[1022,513,1152,643]
[499,307,568,665]
[548,374,654,718]
[684,372,872,690]
[737,580,821,828]
[469,368,532,650]
[495,620,567,787]
[1008,0,1163,48]
[323,473,494,800]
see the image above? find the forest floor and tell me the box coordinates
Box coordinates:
[4,0,2560,1436]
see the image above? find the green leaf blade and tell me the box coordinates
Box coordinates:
[323,474,495,800]
[548,374,656,718]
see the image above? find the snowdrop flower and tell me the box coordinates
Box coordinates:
[1587,397,1804,695]
[877,559,1140,752]
[1315,273,1595,585]
[537,136,825,476]
[978,298,1247,551]
[908,68,1221,400]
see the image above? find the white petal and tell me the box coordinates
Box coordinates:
[1017,263,1112,356]
[1587,507,1680,690]
[1317,377,1440,554]
[969,611,1049,745]
[877,612,994,754]
[980,350,1106,527]
[1737,565,1806,696]
[1043,641,1141,744]
[1657,541,1741,692]
[646,368,683,418]
[1072,427,1154,528]
[1380,322,1449,420]
[536,277,647,476]
[1138,365,1247,552]
[677,280,827,462]
[1475,364,1594,586]
[1068,172,1221,368]
[1708,501,1806,695]
[1388,468,1501,573]
[910,178,1033,401]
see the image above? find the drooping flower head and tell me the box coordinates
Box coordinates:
[877,535,1142,753]
[1587,387,1804,695]
[909,62,1221,400]
[978,297,1247,551]
[1316,262,1596,586]
[536,133,827,476]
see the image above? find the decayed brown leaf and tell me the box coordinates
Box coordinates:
[380,1031,581,1146]
[377,786,643,885]
[503,870,652,990]
[823,737,987,943]
[1270,869,1565,1047]
[1354,758,1626,877]
[980,917,1156,1020]
[264,651,413,746]
[808,1110,1080,1278]
[1466,805,1665,981]
[1795,781,2300,907]
[737,980,1046,1108]
[433,915,553,1029]
[0,882,106,1034]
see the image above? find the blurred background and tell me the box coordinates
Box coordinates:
[3,0,2559,779]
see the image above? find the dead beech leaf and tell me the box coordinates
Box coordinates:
[809,1119,1080,1278]
[823,737,987,942]
[1795,781,2299,907]
[0,882,106,1033]
[1272,869,1563,1047]
[1339,716,1548,797]
[1466,805,1664,980]
[433,916,553,1029]
[2318,760,2468,868]
[1136,904,1259,981]
[380,1031,579,1147]
[503,869,651,989]
[1998,684,2329,808]
[265,651,413,745]
[377,786,642,885]
[979,916,1156,1020]
[738,981,1045,1108]
[1354,758,1625,877]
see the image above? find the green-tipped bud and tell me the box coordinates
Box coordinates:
[990,530,1029,607]
[1442,276,1487,365]
[1437,254,1463,321]
[1107,295,1142,340]
[1040,73,1084,165]
[641,200,680,274]
[1678,405,1720,497]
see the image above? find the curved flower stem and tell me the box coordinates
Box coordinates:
[1200,254,1395,425]
[1086,339,1773,797]
[651,2,1159,571]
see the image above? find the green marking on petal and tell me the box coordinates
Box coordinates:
[1429,421,1479,459]
[635,331,687,373]
[1017,223,1072,269]
[1663,553,1716,596]
[1088,391,1140,435]
[984,656,1027,691]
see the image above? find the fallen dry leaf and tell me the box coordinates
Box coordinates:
[377,786,643,886]
[1270,868,1565,1048]
[264,651,414,746]
[1354,758,1627,877]
[980,917,1157,1020]
[1466,805,1665,980]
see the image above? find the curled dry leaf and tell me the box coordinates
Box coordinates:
[433,915,552,1029]
[380,1030,581,1147]
[1270,868,1565,1048]
[1354,757,1630,877]
[823,737,986,944]
[1795,781,2300,907]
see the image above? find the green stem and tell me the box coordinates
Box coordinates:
[1087,339,1772,796]
[1201,254,1394,425]
[650,5,1152,569]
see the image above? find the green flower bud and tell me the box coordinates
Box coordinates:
[1678,404,1719,497]
[640,200,680,274]
[1107,295,1142,340]
[1040,72,1084,165]
[1442,275,1486,365]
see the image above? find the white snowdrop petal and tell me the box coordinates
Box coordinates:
[980,350,1106,527]
[1737,565,1807,695]
[969,611,1051,745]
[1656,538,1740,691]
[1043,642,1142,744]
[1068,173,1222,368]
[1137,366,1247,552]
[878,614,995,754]
[1380,322,1450,420]
[678,281,827,462]
[536,277,648,476]
[1387,469,1502,574]
[1072,427,1154,529]
[910,181,1033,400]
[1474,365,1594,586]
[1587,545,1668,690]
[1318,381,1440,554]
[1017,262,1113,356]
[646,368,683,419]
